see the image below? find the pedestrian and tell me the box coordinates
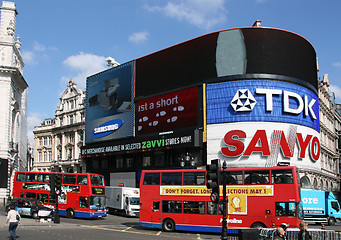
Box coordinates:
[6,204,21,240]
[274,227,286,240]
[298,221,312,240]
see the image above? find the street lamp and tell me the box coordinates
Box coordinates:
[179,152,195,168]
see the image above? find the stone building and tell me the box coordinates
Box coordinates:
[0,1,29,203]
[33,79,86,173]
[300,73,341,198]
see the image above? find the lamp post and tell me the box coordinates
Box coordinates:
[179,152,195,168]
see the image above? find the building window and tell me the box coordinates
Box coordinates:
[48,151,52,161]
[39,138,42,146]
[38,152,42,162]
[69,115,74,124]
[43,152,47,162]
[48,136,52,145]
[43,137,47,145]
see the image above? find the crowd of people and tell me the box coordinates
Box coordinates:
[274,222,311,240]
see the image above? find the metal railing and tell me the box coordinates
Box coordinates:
[259,228,341,240]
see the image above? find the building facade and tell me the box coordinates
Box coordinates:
[81,25,328,190]
[0,1,28,202]
[33,79,86,173]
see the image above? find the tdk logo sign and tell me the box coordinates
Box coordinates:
[231,89,257,112]
[91,119,124,138]
[231,88,317,119]
[206,80,320,132]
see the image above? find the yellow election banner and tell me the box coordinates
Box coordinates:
[160,185,273,196]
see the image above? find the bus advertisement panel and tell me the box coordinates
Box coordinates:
[140,166,303,232]
[12,171,107,219]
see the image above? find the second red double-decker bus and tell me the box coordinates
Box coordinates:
[12,171,107,219]
[140,166,303,232]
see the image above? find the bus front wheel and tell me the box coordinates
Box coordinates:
[162,218,175,232]
[250,222,266,229]
[66,209,75,218]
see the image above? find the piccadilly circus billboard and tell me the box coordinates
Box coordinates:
[206,80,320,171]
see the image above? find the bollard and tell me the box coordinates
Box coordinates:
[321,224,325,230]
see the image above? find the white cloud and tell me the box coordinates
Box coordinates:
[27,112,47,147]
[22,41,58,65]
[33,41,46,52]
[62,52,107,90]
[145,0,228,30]
[129,31,149,44]
[21,50,36,65]
[330,84,341,102]
[332,62,341,68]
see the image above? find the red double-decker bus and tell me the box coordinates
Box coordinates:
[12,171,107,219]
[140,166,303,232]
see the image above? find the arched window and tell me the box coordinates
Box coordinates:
[300,176,311,189]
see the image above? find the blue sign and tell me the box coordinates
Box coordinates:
[91,119,124,139]
[85,61,135,143]
[206,80,320,132]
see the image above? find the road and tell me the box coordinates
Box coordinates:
[0,211,220,240]
[1,209,341,240]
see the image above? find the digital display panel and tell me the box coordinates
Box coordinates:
[137,87,198,135]
[85,61,135,143]
[206,80,320,132]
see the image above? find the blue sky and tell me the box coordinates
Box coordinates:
[9,0,341,145]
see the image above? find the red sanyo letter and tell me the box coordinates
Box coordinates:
[310,136,320,161]
[243,130,270,156]
[221,130,246,157]
[296,133,312,158]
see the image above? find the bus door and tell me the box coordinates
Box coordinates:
[151,200,161,227]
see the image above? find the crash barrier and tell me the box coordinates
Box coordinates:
[259,228,341,240]
[215,228,259,239]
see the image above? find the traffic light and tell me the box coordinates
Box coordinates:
[49,174,55,199]
[206,159,220,204]
[55,174,62,192]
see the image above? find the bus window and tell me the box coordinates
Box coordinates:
[272,169,293,184]
[162,200,182,213]
[275,202,296,217]
[64,175,77,184]
[49,195,56,205]
[161,172,182,185]
[183,172,205,185]
[90,175,105,186]
[16,173,25,181]
[77,175,88,185]
[37,174,50,183]
[244,170,269,184]
[24,192,36,198]
[79,197,89,208]
[143,173,160,185]
[153,201,160,211]
[226,171,243,185]
[184,201,205,214]
[37,193,49,204]
[207,202,218,214]
[26,173,37,182]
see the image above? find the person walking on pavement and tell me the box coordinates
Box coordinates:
[298,221,312,240]
[6,204,21,240]
[274,227,287,240]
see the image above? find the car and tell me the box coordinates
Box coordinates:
[6,198,53,219]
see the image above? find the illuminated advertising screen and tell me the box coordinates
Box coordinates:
[85,61,135,144]
[137,87,198,135]
[207,122,321,171]
[135,27,317,98]
[206,80,320,132]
